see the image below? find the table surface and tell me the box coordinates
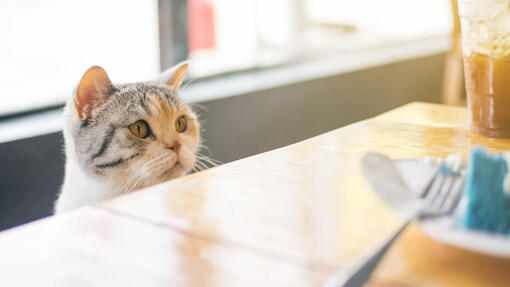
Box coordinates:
[1,102,510,286]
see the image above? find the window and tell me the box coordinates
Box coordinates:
[1,0,452,116]
[0,1,159,116]
[187,0,453,77]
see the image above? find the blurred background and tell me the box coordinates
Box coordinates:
[0,0,458,230]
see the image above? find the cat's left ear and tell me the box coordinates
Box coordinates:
[153,61,190,90]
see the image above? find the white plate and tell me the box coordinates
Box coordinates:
[363,153,510,258]
[421,216,510,259]
[397,157,510,259]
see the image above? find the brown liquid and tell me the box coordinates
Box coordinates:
[464,52,510,137]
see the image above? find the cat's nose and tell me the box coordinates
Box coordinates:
[166,141,181,154]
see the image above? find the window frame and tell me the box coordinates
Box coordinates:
[158,0,189,71]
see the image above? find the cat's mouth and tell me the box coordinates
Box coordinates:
[159,161,182,179]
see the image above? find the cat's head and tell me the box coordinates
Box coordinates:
[65,62,200,192]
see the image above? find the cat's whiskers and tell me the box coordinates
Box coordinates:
[198,154,221,165]
[197,143,213,156]
[117,164,147,195]
[180,148,219,172]
[119,176,140,195]
[193,157,210,170]
[194,144,221,166]
[136,152,183,182]
[190,103,209,113]
[116,153,166,195]
[195,156,214,169]
[180,78,197,92]
[115,174,138,195]
[116,148,213,195]
[177,148,201,171]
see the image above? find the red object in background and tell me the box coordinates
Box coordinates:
[188,0,216,52]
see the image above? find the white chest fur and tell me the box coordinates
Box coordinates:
[54,158,115,213]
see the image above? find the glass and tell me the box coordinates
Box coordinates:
[458,0,510,137]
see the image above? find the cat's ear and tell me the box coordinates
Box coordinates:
[153,61,189,90]
[74,66,112,119]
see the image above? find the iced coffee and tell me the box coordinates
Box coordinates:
[459,0,510,137]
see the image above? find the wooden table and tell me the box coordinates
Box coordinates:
[1,102,509,286]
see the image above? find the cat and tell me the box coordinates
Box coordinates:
[54,62,200,213]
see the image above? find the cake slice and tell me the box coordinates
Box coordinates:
[462,147,510,234]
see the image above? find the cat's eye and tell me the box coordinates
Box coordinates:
[175,116,187,133]
[129,120,151,138]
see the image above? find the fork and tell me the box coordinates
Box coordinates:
[325,161,466,287]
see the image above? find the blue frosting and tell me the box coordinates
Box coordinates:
[462,147,510,234]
